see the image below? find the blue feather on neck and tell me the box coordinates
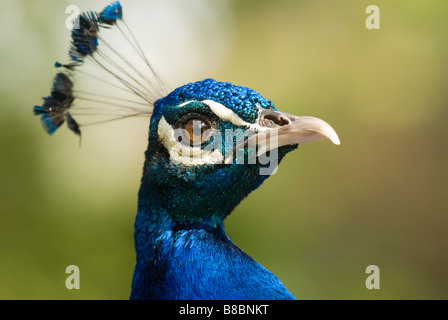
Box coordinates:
[131,211,295,299]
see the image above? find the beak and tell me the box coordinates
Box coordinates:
[224,108,340,164]
[258,108,340,145]
[253,108,340,157]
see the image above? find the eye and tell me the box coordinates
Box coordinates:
[181,117,213,146]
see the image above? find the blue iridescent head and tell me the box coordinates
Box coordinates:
[139,78,340,226]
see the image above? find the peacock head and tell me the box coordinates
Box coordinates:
[33,1,340,228]
[139,78,340,226]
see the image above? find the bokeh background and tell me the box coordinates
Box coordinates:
[1,0,447,299]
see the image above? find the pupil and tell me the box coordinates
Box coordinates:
[192,121,203,136]
[181,117,212,146]
[184,119,210,144]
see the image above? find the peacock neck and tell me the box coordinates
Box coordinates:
[130,198,235,299]
[131,199,295,300]
[133,194,229,255]
[131,172,296,300]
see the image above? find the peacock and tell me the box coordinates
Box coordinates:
[34,2,340,300]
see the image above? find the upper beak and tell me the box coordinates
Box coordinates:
[257,108,341,147]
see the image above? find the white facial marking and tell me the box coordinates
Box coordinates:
[201,100,250,127]
[177,100,269,132]
[157,100,271,166]
[157,116,224,166]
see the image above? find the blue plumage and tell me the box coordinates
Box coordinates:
[50,72,74,101]
[33,73,79,135]
[70,11,99,63]
[131,221,295,299]
[154,78,276,124]
[35,99,65,134]
[98,1,123,25]
[34,1,340,300]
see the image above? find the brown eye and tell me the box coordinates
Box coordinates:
[182,118,212,146]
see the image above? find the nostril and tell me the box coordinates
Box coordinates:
[277,115,291,126]
[261,112,291,127]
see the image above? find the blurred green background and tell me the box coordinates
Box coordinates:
[1,0,447,299]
